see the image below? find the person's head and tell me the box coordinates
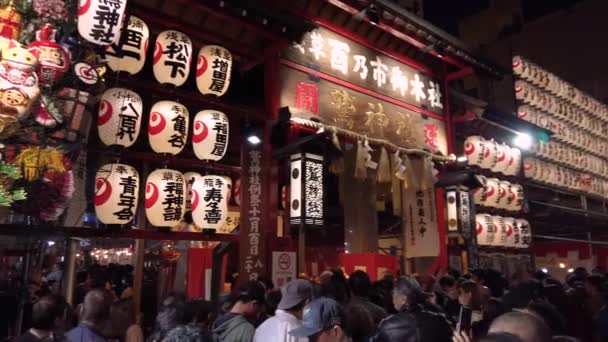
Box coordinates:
[392,276,425,311]
[289,297,348,342]
[478,333,524,342]
[489,311,551,342]
[524,302,567,336]
[471,268,486,284]
[585,274,606,297]
[81,288,113,326]
[483,297,507,322]
[278,279,313,318]
[155,293,188,333]
[31,295,67,331]
[459,280,482,310]
[320,271,350,304]
[502,280,543,310]
[187,299,217,331]
[231,280,266,318]
[348,270,372,298]
[438,275,458,300]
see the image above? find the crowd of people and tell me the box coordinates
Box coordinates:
[12,266,608,342]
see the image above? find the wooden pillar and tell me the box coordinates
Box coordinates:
[133,162,148,322]
[63,238,79,306]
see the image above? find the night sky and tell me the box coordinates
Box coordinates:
[423,0,584,36]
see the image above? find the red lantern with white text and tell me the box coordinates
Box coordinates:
[191,175,230,230]
[145,169,186,227]
[148,101,189,155]
[153,30,192,87]
[192,110,229,161]
[196,45,232,96]
[94,163,139,225]
[105,15,149,75]
[98,88,143,147]
[78,0,127,45]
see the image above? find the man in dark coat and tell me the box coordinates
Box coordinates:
[371,276,452,342]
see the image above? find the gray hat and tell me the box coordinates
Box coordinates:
[278,279,312,310]
[289,297,344,337]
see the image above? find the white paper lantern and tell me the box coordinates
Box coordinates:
[184,172,202,211]
[78,0,127,45]
[479,140,498,169]
[192,110,229,161]
[144,169,186,227]
[484,178,500,208]
[515,219,532,248]
[492,143,510,174]
[503,217,518,248]
[472,175,487,206]
[148,101,189,155]
[94,163,139,224]
[492,216,507,247]
[105,15,149,75]
[476,213,496,246]
[153,30,192,87]
[508,183,524,212]
[464,136,486,167]
[196,45,232,96]
[523,158,538,179]
[496,180,511,209]
[191,175,230,230]
[504,147,521,176]
[222,176,233,205]
[98,88,143,147]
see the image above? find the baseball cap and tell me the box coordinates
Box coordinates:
[278,279,312,310]
[289,297,344,337]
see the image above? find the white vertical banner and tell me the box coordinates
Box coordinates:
[272,252,297,288]
[290,154,303,224]
[403,158,439,258]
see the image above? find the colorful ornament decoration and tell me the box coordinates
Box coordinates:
[28,23,70,87]
[0,40,40,121]
[196,45,232,96]
[145,169,185,227]
[192,109,229,161]
[94,163,139,225]
[13,146,65,181]
[105,15,149,75]
[153,30,192,87]
[78,0,127,46]
[0,1,22,41]
[97,87,142,147]
[191,174,229,230]
[183,171,201,211]
[148,101,189,155]
[73,62,99,85]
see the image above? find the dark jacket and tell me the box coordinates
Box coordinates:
[212,313,255,342]
[346,296,388,341]
[371,304,452,342]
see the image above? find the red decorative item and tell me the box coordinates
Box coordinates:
[28,23,71,87]
[295,82,319,114]
[423,124,439,150]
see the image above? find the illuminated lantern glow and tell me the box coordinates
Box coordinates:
[196,45,232,96]
[503,217,518,248]
[78,0,127,46]
[484,178,500,209]
[153,30,192,87]
[492,216,507,247]
[28,24,70,87]
[191,175,230,230]
[105,15,149,75]
[479,139,498,169]
[97,88,143,147]
[505,147,522,176]
[508,183,524,212]
[145,169,186,227]
[290,153,324,226]
[184,172,202,211]
[148,101,189,155]
[222,176,233,205]
[515,219,532,248]
[192,110,229,161]
[492,143,510,174]
[94,163,139,225]
[496,180,511,209]
[472,175,487,206]
[475,213,496,247]
[464,136,486,167]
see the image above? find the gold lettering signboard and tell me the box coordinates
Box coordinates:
[280,65,448,155]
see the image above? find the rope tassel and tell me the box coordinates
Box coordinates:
[354,140,368,180]
[377,147,391,183]
[329,131,344,174]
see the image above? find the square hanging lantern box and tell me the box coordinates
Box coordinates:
[273,130,343,227]
[290,153,324,226]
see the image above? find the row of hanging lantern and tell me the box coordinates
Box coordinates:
[79,4,232,96]
[97,88,229,160]
[95,163,239,229]
[473,176,524,212]
[475,214,531,249]
[463,136,522,176]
